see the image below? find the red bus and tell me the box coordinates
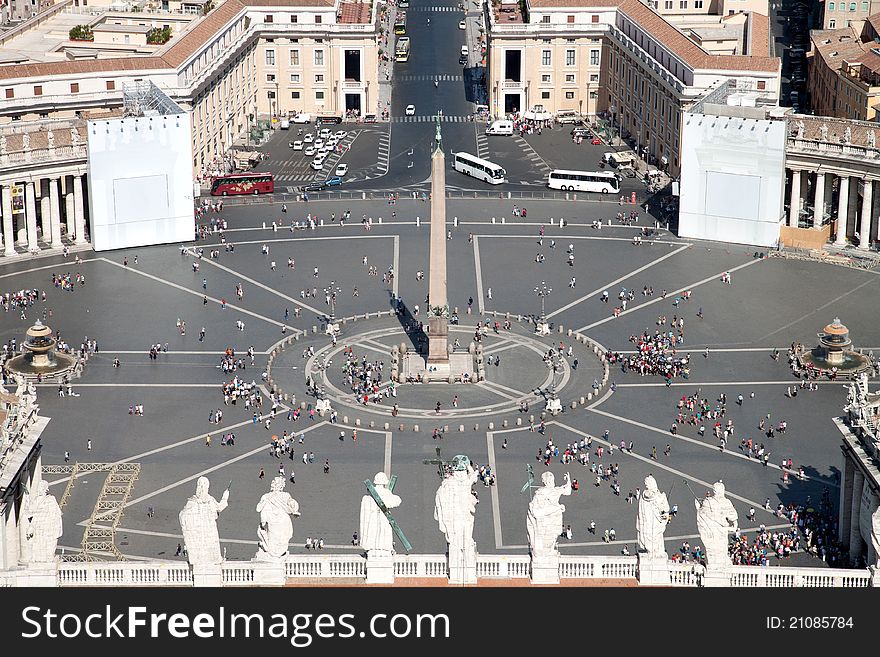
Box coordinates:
[210,173,275,196]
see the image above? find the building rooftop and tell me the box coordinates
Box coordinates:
[338,0,371,24]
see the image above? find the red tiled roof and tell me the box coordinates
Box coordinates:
[337,0,371,24]
[748,12,770,58]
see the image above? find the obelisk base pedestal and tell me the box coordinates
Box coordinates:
[426,316,450,380]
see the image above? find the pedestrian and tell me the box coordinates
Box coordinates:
[259,467,265,479]
[87,439,92,451]
[64,450,70,463]
[205,434,212,447]
[324,459,330,474]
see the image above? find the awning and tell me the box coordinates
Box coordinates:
[522,109,552,121]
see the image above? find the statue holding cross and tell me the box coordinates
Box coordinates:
[360,472,411,556]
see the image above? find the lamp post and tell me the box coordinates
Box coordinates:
[312,354,333,415]
[324,281,342,335]
[534,281,551,335]
[544,348,564,415]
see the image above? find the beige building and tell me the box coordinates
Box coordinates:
[820,0,880,29]
[808,16,880,120]
[643,0,768,18]
[486,0,780,174]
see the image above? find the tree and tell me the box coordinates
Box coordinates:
[68,25,94,42]
[146,26,172,45]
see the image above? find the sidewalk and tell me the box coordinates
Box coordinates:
[376,1,398,117]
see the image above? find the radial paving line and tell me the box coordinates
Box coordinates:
[485,431,504,549]
[473,236,485,314]
[182,248,322,317]
[575,257,765,332]
[546,244,691,319]
[0,257,102,280]
[551,420,778,516]
[98,257,288,329]
[614,380,827,387]
[476,233,683,246]
[393,234,400,298]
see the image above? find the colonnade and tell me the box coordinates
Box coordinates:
[0,173,87,255]
[787,168,876,248]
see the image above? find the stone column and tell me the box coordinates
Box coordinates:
[849,469,865,565]
[73,175,86,245]
[3,498,20,570]
[839,454,855,545]
[859,179,873,250]
[39,194,51,244]
[49,178,62,248]
[788,169,801,227]
[65,192,74,238]
[1,184,15,256]
[835,175,850,246]
[25,181,38,252]
[812,172,826,227]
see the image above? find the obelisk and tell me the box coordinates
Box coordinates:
[426,117,450,376]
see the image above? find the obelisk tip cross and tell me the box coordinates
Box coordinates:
[434,115,443,153]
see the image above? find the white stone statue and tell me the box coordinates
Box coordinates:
[47,130,55,149]
[23,480,63,563]
[359,472,401,555]
[636,475,670,559]
[872,504,880,567]
[796,120,805,139]
[254,476,299,561]
[695,481,739,569]
[434,454,478,568]
[70,127,80,146]
[178,476,229,565]
[526,471,571,558]
[869,130,876,149]
[0,134,6,154]
[844,126,852,144]
[819,123,829,141]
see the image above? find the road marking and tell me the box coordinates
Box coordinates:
[613,380,826,387]
[97,258,288,329]
[384,431,393,477]
[546,244,690,319]
[477,381,522,402]
[574,257,764,332]
[475,233,683,246]
[486,431,504,549]
[473,235,485,314]
[393,234,400,298]
[0,257,102,280]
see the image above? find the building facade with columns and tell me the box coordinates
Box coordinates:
[784,114,879,250]
[486,0,780,176]
[835,374,880,568]
[0,0,378,254]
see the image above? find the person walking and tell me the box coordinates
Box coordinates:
[87,439,92,451]
[258,467,265,479]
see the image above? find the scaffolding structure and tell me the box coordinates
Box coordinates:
[122,80,183,118]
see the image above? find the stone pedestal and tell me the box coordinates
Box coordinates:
[191,562,223,587]
[448,545,477,585]
[530,554,560,584]
[427,316,449,368]
[545,397,562,415]
[535,322,551,336]
[251,559,287,586]
[315,398,332,415]
[703,568,730,588]
[365,551,395,584]
[19,562,59,587]
[325,322,340,336]
[637,554,671,585]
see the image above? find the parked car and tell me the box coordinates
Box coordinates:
[302,182,326,192]
[459,54,468,65]
[363,114,378,123]
[311,156,326,170]
[335,130,348,139]
[460,45,469,56]
[303,133,314,143]
[325,176,344,186]
[405,104,416,115]
[335,164,349,176]
[459,20,466,29]
[319,128,332,139]
[291,140,303,150]
[304,146,317,156]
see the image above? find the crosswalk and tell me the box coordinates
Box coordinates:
[475,130,489,159]
[376,131,391,175]
[391,114,473,123]
[512,134,553,173]
[397,74,463,82]
[271,131,359,182]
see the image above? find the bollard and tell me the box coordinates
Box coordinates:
[399,424,405,432]
[529,414,534,424]
[444,425,449,433]
[262,221,266,229]
[343,415,349,423]
[384,423,390,430]
[501,217,505,224]
[507,191,511,199]
[549,217,554,225]
[413,424,419,432]
[416,216,421,227]
[320,219,324,226]
[516,417,522,426]
[488,422,494,430]
[502,419,508,428]
[558,326,564,334]
[567,329,572,337]
[580,396,586,404]
[459,425,465,432]
[301,402,307,409]
[378,216,383,224]
[369,420,375,428]
[492,217,496,224]
[587,393,593,401]
[362,192,367,200]
[454,217,458,226]
[312,326,317,333]
[571,402,577,409]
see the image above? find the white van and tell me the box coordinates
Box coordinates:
[556,109,579,124]
[486,119,514,136]
[280,119,290,129]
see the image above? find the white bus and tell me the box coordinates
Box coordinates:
[547,169,620,193]
[452,152,506,185]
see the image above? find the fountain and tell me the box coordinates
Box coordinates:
[798,317,872,378]
[4,320,77,381]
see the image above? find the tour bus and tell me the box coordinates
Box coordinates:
[393,13,406,35]
[395,37,410,62]
[452,152,507,185]
[210,173,275,196]
[399,0,409,7]
[547,169,620,193]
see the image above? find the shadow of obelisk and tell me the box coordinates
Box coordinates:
[426,118,451,380]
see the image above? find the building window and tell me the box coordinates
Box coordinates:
[265,49,275,66]
[33,85,42,95]
[267,91,276,99]
[566,49,575,66]
[590,73,599,81]
[315,50,324,66]
[316,91,324,99]
[757,80,766,90]
[70,83,79,93]
[829,2,835,9]
[106,80,115,90]
[850,2,856,10]
[542,38,550,43]
[567,14,574,23]
[39,112,48,118]
[591,14,599,22]
[291,14,297,22]
[541,15,550,23]
[541,74,551,82]
[679,0,687,8]
[566,38,575,43]
[541,91,550,99]
[290,49,299,65]
[315,14,322,23]
[265,14,273,22]
[590,91,598,99]
[695,0,702,6]
[315,74,324,83]
[664,0,672,8]
[541,50,551,66]
[292,91,300,99]
[4,89,12,99]
[829,18,836,26]
[290,73,300,83]
[566,74,575,82]
[590,49,599,66]
[565,91,575,99]
[862,1,868,9]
